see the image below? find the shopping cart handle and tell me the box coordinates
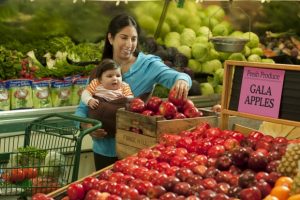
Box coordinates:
[31,113,102,135]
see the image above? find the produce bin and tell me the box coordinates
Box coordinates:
[115,108,218,159]
[0,113,101,198]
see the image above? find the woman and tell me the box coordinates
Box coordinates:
[75,13,192,170]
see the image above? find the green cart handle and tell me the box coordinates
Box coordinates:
[29,113,102,137]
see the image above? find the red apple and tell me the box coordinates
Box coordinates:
[223,138,240,151]
[82,176,99,191]
[239,186,261,200]
[255,172,269,182]
[255,140,271,151]
[183,99,195,111]
[266,160,280,173]
[156,162,170,172]
[213,193,230,200]
[173,182,192,196]
[146,96,162,112]
[214,182,231,194]
[108,172,124,183]
[201,178,217,190]
[184,107,203,118]
[248,151,269,172]
[186,174,203,186]
[173,112,186,119]
[107,194,122,200]
[159,101,177,119]
[161,176,180,191]
[198,189,217,200]
[176,137,193,149]
[203,167,220,179]
[147,185,166,198]
[204,128,223,139]
[248,131,264,141]
[255,180,272,198]
[159,192,177,200]
[266,171,281,187]
[238,170,256,188]
[273,136,288,144]
[227,186,242,198]
[192,165,207,176]
[215,155,232,171]
[228,131,245,142]
[207,145,225,158]
[168,88,186,107]
[120,187,139,199]
[261,135,274,143]
[141,110,154,116]
[193,155,208,165]
[67,183,85,200]
[97,169,113,180]
[84,189,102,200]
[170,155,187,167]
[215,171,234,184]
[129,98,145,113]
[176,168,194,182]
[165,166,180,176]
[180,160,198,169]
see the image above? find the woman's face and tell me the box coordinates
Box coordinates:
[109,25,138,60]
[100,68,122,90]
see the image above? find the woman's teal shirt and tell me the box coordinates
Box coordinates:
[75,52,192,157]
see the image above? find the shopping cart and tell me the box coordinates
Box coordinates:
[0,113,101,199]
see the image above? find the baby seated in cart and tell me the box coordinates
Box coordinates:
[81,59,134,137]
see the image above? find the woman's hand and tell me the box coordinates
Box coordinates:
[212,104,222,112]
[88,98,99,110]
[81,123,107,139]
[171,79,189,100]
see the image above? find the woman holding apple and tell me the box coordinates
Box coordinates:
[75,13,192,170]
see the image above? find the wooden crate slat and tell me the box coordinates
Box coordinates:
[116,129,157,149]
[116,143,141,160]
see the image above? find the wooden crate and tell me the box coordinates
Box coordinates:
[116,108,218,159]
[116,108,217,138]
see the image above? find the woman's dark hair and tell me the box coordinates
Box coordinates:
[102,13,141,60]
[96,59,120,80]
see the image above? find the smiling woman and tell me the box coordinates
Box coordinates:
[75,13,192,170]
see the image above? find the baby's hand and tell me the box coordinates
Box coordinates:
[88,98,99,109]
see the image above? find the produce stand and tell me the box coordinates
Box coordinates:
[0,113,101,198]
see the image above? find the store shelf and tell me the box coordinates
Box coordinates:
[0,106,77,134]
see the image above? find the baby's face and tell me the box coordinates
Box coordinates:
[100,68,122,90]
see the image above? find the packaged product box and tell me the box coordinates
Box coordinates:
[71,76,88,106]
[8,79,33,110]
[32,79,52,109]
[51,79,72,107]
[0,81,10,111]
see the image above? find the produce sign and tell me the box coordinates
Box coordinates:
[238,67,285,118]
[223,61,300,127]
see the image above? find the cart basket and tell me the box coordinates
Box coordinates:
[0,113,101,198]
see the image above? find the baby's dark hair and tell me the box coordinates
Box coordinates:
[95,59,120,80]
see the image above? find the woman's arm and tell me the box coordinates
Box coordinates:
[152,60,192,99]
